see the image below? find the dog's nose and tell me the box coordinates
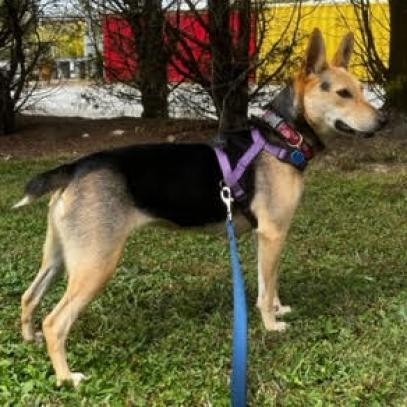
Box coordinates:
[377,111,388,129]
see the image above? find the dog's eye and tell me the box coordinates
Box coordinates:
[337,89,353,98]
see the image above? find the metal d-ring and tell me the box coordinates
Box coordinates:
[220,185,234,220]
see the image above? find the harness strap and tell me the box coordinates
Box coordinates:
[227,129,265,189]
[263,142,291,161]
[214,146,243,198]
[214,127,307,203]
[215,129,266,199]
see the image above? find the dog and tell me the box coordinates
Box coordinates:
[15,29,386,387]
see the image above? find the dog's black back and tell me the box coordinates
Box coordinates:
[24,131,262,227]
[94,144,226,226]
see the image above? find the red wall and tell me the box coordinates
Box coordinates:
[166,12,211,83]
[103,11,257,83]
[103,16,137,82]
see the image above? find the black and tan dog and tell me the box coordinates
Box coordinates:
[15,29,386,387]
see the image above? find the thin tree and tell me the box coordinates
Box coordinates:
[339,0,388,93]
[388,0,407,112]
[80,0,172,119]
[345,0,407,113]
[166,0,303,131]
[207,0,250,130]
[0,0,47,135]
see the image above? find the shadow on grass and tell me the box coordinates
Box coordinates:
[63,252,407,358]
[280,266,407,320]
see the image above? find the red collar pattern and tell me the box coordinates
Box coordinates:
[262,110,314,160]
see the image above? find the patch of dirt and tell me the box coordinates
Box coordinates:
[314,121,407,171]
[0,114,406,171]
[0,115,218,159]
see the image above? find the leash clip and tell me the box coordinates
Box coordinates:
[220,185,234,220]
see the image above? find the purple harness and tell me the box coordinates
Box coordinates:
[214,127,306,201]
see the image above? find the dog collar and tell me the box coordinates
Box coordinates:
[262,110,314,159]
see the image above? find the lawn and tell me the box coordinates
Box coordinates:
[0,158,406,406]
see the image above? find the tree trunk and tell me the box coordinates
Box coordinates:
[388,0,407,113]
[208,0,250,131]
[4,101,16,135]
[0,76,16,136]
[133,0,169,119]
[0,0,45,135]
[0,104,16,136]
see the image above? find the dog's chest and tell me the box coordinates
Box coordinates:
[251,154,305,227]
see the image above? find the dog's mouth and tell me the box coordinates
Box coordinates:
[334,120,374,138]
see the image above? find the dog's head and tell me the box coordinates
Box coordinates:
[293,28,387,138]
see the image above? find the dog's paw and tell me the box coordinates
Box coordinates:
[23,330,44,344]
[34,331,44,343]
[71,372,87,388]
[259,308,289,332]
[275,305,292,317]
[22,325,35,342]
[264,320,288,332]
[22,332,34,342]
[57,372,87,388]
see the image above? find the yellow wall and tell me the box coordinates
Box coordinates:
[39,19,85,59]
[259,2,389,80]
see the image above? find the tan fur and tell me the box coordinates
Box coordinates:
[251,154,304,331]
[21,199,63,342]
[20,29,383,387]
[21,169,152,386]
[294,29,381,138]
[251,29,382,334]
[298,68,378,137]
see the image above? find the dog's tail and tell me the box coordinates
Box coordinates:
[12,163,75,209]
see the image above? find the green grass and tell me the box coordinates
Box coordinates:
[0,159,406,406]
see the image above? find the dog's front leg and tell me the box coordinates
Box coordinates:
[256,223,288,331]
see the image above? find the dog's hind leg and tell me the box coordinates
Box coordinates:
[42,241,125,387]
[21,204,63,342]
[40,170,150,387]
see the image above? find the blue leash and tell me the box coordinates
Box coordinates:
[221,187,248,407]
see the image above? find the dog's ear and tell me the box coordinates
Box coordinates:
[332,32,354,69]
[303,28,327,75]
